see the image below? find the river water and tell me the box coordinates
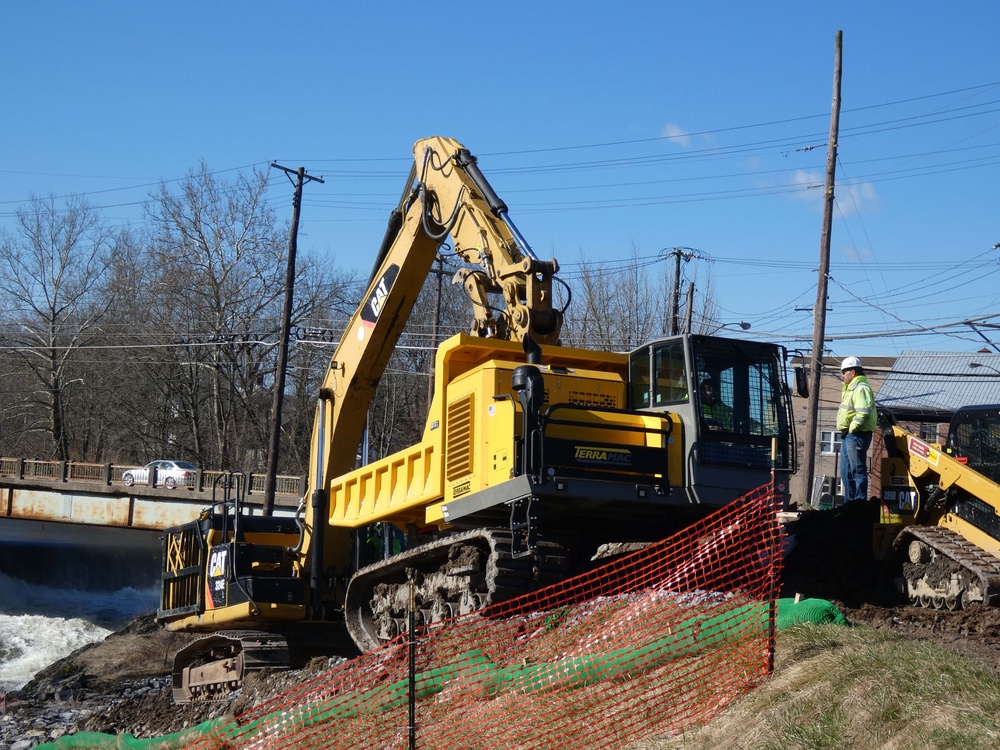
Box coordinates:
[0,571,158,692]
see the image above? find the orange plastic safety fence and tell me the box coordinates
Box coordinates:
[182,483,783,750]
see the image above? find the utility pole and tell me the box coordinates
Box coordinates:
[801,30,843,508]
[263,163,324,516]
[663,247,699,335]
[683,281,695,334]
[670,249,683,335]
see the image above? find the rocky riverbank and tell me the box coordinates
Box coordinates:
[2,674,176,749]
[2,613,349,749]
[1,614,224,748]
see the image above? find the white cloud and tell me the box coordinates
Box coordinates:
[786,171,878,216]
[792,169,824,194]
[660,123,692,149]
[838,181,879,217]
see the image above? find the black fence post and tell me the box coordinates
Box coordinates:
[408,571,417,750]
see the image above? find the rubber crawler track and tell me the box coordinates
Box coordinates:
[170,631,290,704]
[894,525,1000,608]
[344,528,568,651]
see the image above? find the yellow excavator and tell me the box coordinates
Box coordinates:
[156,136,797,702]
[876,405,1000,609]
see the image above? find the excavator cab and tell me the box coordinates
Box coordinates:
[630,334,795,508]
[159,473,305,629]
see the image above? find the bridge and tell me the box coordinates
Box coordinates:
[0,457,304,529]
[0,458,306,589]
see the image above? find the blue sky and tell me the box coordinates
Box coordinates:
[3,2,999,359]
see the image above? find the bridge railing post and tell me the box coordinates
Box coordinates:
[103,463,112,486]
[59,461,68,482]
[16,458,25,480]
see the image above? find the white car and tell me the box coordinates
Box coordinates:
[122,460,198,489]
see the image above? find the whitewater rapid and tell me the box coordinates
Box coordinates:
[0,571,158,692]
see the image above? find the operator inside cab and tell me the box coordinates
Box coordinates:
[699,377,733,431]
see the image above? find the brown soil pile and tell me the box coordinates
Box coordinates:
[10,504,1000,744]
[783,500,1000,675]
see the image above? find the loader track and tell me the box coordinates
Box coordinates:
[894,526,1000,610]
[170,631,291,704]
[343,528,569,652]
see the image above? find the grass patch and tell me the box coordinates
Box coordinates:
[637,623,1000,750]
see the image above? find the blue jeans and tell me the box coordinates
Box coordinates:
[840,431,873,502]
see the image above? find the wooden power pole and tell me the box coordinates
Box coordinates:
[263,163,324,516]
[801,30,843,507]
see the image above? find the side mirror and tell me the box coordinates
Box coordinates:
[794,366,809,398]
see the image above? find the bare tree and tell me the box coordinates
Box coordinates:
[106,163,359,472]
[0,195,118,460]
[0,167,357,474]
[141,164,290,468]
[563,246,722,352]
[563,246,665,351]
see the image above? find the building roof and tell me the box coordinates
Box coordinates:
[875,351,1000,421]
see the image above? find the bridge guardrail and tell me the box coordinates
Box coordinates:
[0,457,304,497]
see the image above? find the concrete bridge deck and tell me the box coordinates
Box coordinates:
[0,459,306,588]
[0,458,303,531]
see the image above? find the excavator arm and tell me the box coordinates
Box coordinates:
[298,136,563,601]
[310,136,561,485]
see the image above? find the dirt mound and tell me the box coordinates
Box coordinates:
[782,501,1000,675]
[12,509,1000,744]
[781,500,886,607]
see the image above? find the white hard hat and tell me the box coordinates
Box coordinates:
[840,356,862,371]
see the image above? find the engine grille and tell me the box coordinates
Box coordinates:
[446,394,475,480]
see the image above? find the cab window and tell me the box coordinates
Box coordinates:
[654,341,688,405]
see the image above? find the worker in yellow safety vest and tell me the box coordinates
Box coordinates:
[836,356,877,502]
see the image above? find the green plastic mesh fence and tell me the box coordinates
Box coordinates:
[42,481,788,749]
